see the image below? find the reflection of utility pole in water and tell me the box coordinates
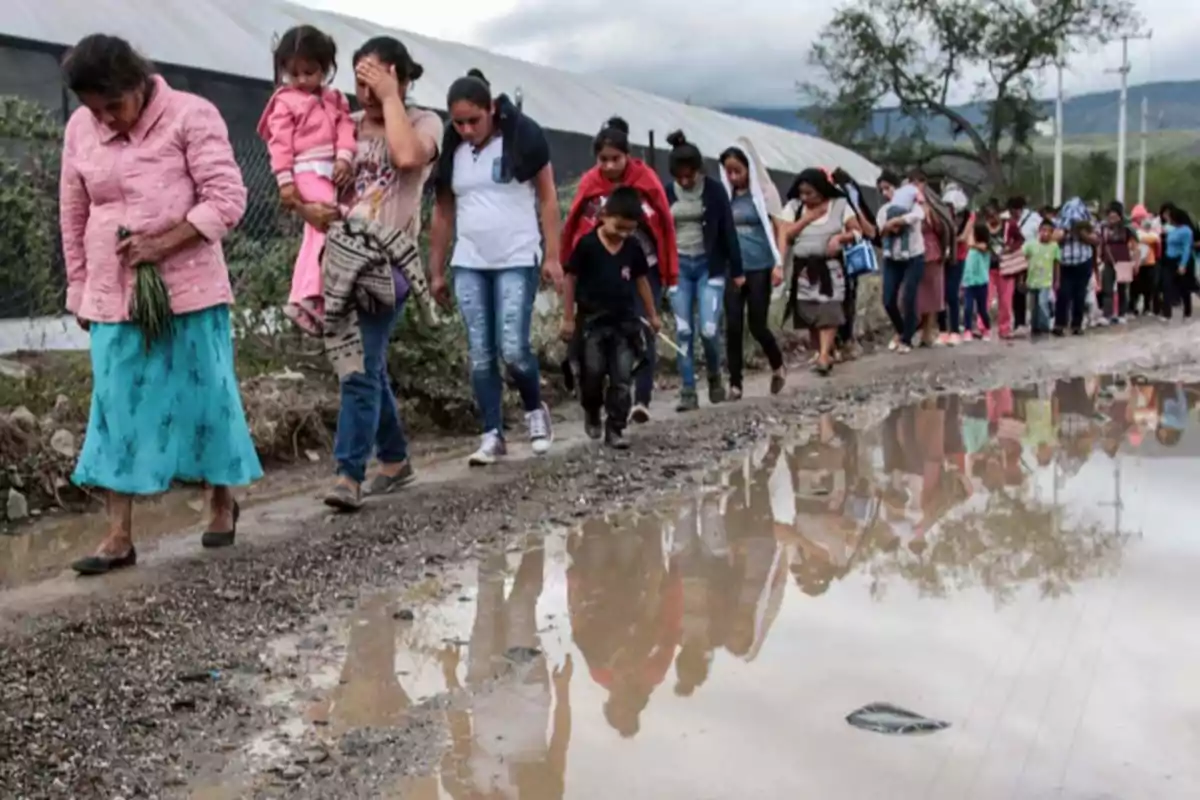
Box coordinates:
[1098,457,1124,538]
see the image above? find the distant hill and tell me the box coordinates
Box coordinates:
[720,80,1200,142]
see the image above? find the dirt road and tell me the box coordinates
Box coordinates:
[1,322,1197,799]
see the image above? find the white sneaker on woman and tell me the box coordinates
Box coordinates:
[527,403,554,455]
[469,430,507,467]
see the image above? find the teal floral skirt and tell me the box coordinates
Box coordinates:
[73,305,263,496]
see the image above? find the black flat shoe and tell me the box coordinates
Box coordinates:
[201,501,240,549]
[72,547,137,577]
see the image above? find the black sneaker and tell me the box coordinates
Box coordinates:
[708,378,727,405]
[605,425,630,450]
[584,410,602,440]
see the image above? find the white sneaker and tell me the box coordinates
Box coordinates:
[469,430,506,467]
[527,403,553,456]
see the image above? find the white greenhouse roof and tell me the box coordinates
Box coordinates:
[3,0,880,184]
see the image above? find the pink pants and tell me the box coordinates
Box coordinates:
[289,171,336,306]
[989,271,1016,337]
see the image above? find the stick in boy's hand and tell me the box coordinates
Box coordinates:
[642,317,682,356]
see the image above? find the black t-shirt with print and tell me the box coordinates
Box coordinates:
[566,230,650,321]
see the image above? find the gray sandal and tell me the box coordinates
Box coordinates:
[324,482,363,513]
[363,463,416,496]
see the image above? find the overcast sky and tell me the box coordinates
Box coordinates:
[297,0,1194,107]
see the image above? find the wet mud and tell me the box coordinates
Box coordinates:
[3,322,1200,798]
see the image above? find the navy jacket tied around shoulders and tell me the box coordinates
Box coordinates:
[434,94,550,191]
[665,176,745,280]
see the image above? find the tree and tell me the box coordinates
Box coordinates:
[803,0,1138,192]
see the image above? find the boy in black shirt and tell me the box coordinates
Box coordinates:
[561,187,662,449]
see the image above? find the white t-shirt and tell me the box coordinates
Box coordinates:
[450,136,543,269]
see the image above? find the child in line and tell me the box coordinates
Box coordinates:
[561,187,662,449]
[961,222,992,341]
[880,184,921,259]
[257,25,356,336]
[1023,219,1060,336]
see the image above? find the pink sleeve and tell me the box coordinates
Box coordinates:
[333,90,356,165]
[182,100,247,242]
[263,99,298,186]
[59,122,90,315]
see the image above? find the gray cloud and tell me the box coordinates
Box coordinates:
[477,0,1199,108]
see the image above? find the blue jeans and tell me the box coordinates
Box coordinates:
[334,304,409,483]
[1028,287,1052,333]
[940,259,964,333]
[883,256,925,346]
[453,266,542,434]
[669,254,724,390]
[634,268,663,406]
[962,284,990,332]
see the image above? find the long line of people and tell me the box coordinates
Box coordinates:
[55,23,1200,574]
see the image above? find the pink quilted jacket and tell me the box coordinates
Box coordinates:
[60,75,247,323]
[256,85,356,186]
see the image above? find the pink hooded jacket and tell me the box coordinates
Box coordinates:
[59,75,247,323]
[256,85,356,187]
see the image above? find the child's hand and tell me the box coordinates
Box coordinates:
[559,319,576,342]
[333,159,352,188]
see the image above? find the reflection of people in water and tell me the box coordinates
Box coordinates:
[309,593,413,733]
[438,543,571,799]
[669,490,731,697]
[720,443,790,661]
[568,514,681,737]
[780,415,874,596]
[1157,381,1189,446]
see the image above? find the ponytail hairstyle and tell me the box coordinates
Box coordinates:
[594,116,630,154]
[447,68,492,109]
[351,36,424,83]
[666,130,703,177]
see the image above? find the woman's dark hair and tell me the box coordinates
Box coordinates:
[877,169,901,189]
[1006,195,1028,212]
[602,186,644,222]
[61,34,154,98]
[666,130,703,177]
[273,25,337,85]
[447,68,492,109]
[1106,200,1125,217]
[720,146,749,170]
[594,116,630,155]
[973,220,991,245]
[351,36,424,82]
[787,168,844,202]
[907,167,928,184]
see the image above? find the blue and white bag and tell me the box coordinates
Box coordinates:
[844,236,879,277]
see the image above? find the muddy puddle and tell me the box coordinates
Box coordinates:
[206,375,1200,798]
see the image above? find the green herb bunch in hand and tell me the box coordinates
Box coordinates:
[118,226,171,349]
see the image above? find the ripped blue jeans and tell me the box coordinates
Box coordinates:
[669,254,724,391]
[453,266,542,435]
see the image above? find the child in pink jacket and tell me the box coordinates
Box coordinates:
[257,25,356,336]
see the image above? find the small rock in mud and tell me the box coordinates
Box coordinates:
[49,429,77,458]
[7,405,37,430]
[279,764,307,780]
[6,488,29,522]
[504,646,543,663]
[393,609,415,621]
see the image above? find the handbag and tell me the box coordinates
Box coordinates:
[844,238,879,277]
[1114,260,1136,284]
[999,249,1028,276]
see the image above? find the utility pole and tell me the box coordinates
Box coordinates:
[1107,30,1152,206]
[1053,59,1065,206]
[1137,94,1148,206]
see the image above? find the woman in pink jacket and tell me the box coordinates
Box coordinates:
[59,35,262,575]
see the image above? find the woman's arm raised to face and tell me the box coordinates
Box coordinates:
[382,96,439,170]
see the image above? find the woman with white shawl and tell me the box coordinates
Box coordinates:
[721,138,786,399]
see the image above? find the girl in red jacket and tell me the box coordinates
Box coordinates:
[562,118,678,422]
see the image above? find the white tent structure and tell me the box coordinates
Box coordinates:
[2,0,880,184]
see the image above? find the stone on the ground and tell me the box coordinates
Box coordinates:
[49,429,77,458]
[52,394,71,418]
[6,488,29,521]
[7,405,37,430]
[0,358,32,380]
